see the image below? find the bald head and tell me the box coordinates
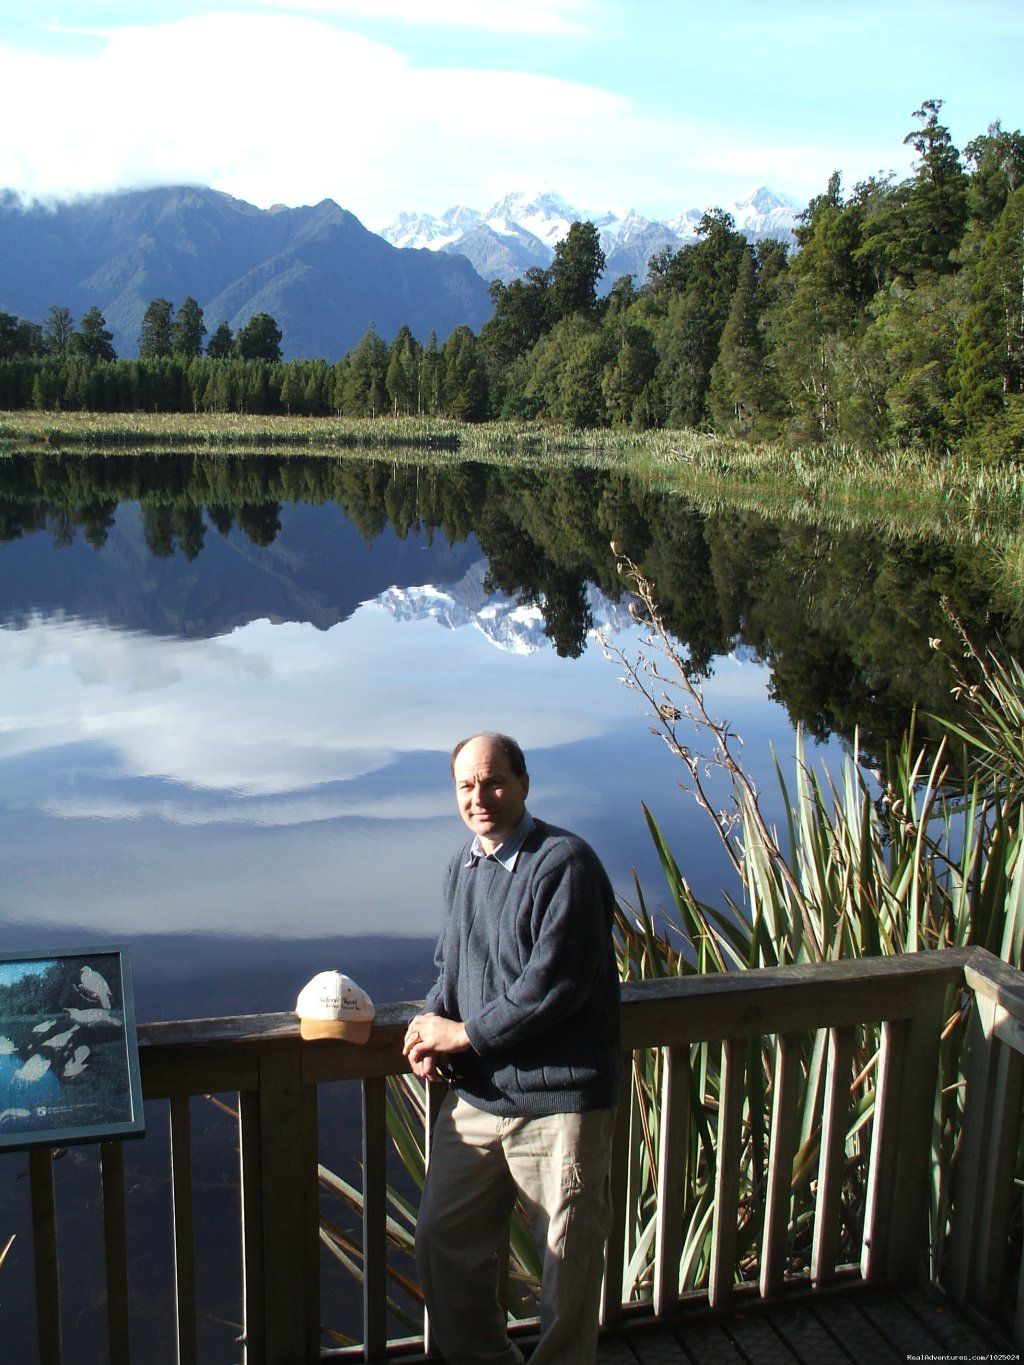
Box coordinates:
[451,733,530,853]
[450,732,527,779]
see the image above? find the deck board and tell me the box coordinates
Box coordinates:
[589,1284,1014,1365]
[898,1285,1009,1356]
[764,1303,851,1363]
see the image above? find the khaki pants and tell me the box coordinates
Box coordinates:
[415,1091,616,1365]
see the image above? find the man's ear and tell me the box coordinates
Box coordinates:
[521,773,530,799]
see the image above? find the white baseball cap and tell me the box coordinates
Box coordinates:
[295,970,375,1043]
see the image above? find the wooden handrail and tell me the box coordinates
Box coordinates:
[10,945,1022,1362]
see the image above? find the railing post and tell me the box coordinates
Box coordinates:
[169,1094,198,1364]
[709,1038,745,1309]
[859,980,946,1285]
[760,1032,802,1297]
[600,1061,631,1326]
[100,1140,131,1365]
[362,1076,388,1361]
[949,985,998,1303]
[653,1045,689,1315]
[421,1078,449,1356]
[811,1026,855,1286]
[238,1043,319,1365]
[29,1146,62,1365]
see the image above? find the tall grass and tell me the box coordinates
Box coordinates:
[602,551,1024,1296]
[4,411,1024,539]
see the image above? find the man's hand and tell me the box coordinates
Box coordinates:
[402,1012,470,1081]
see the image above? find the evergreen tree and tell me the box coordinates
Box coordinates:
[652,210,749,427]
[954,185,1024,424]
[858,100,968,284]
[279,362,308,415]
[386,325,421,415]
[171,296,207,358]
[480,268,554,367]
[419,332,443,416]
[138,299,175,358]
[708,251,772,433]
[868,274,963,447]
[233,312,283,362]
[964,122,1024,228]
[304,358,333,415]
[73,306,117,362]
[440,326,488,420]
[602,322,658,427]
[764,176,872,441]
[43,305,75,355]
[206,321,234,358]
[550,221,606,320]
[341,324,389,416]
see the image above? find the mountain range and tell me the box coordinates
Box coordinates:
[378,186,800,287]
[0,185,492,362]
[0,183,800,360]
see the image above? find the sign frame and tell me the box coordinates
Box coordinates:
[0,945,145,1151]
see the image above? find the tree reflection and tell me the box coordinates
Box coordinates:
[1,449,1022,759]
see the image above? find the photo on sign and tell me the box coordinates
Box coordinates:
[0,947,144,1150]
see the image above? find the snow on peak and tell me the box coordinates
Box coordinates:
[373,560,633,654]
[377,185,798,284]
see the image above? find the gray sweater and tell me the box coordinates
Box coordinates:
[424,816,622,1117]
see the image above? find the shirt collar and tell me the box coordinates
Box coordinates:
[467,810,534,871]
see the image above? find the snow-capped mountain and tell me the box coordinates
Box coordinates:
[378,186,800,288]
[374,560,634,655]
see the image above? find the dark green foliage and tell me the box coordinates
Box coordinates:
[233,312,283,363]
[708,252,774,434]
[550,221,605,320]
[171,296,207,359]
[386,325,421,416]
[75,306,117,363]
[138,298,175,359]
[206,321,234,358]
[440,325,488,421]
[44,305,75,355]
[954,187,1024,424]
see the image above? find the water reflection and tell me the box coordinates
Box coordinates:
[2,450,1021,1023]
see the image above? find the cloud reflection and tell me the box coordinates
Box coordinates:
[0,591,803,947]
[1,599,632,814]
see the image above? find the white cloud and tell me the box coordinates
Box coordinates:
[0,10,668,223]
[240,0,591,36]
[0,0,1018,226]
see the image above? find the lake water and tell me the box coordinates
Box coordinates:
[2,449,1020,1360]
[2,450,1020,1027]
[1,454,826,1029]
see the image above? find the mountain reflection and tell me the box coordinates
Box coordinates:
[2,449,1022,758]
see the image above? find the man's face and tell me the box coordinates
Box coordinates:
[452,736,529,853]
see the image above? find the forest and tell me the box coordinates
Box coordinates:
[0,101,1021,458]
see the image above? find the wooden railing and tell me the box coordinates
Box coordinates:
[9,945,1023,1363]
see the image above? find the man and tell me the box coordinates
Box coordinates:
[403,732,621,1365]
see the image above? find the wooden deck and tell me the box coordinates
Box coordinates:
[8,945,1024,1363]
[327,1284,1015,1364]
[592,1286,1015,1363]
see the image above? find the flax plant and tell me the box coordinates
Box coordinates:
[603,549,1024,1299]
[327,553,1024,1332]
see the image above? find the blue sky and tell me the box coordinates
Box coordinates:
[0,0,1020,228]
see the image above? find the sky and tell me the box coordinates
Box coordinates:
[0,1,1021,230]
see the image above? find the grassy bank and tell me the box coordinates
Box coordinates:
[3,409,1024,537]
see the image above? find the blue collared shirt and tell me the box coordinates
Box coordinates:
[466,810,535,872]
